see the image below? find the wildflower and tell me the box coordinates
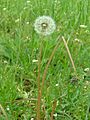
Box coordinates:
[32,59,38,63]
[6,106,10,111]
[80,25,87,28]
[84,86,87,89]
[74,38,80,42]
[84,68,89,72]
[53,113,58,117]
[3,60,8,64]
[27,1,30,3]
[15,19,20,23]
[3,8,7,11]
[34,16,56,36]
[26,36,29,39]
[23,91,28,98]
[57,100,59,106]
[55,83,59,86]
[85,81,89,85]
[26,21,29,25]
[23,7,27,10]
[31,118,34,120]
[74,38,83,44]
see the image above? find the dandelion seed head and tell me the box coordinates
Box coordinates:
[34,16,56,36]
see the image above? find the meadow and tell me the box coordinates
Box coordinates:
[0,0,90,119]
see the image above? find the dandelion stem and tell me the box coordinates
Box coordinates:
[37,42,43,120]
[37,35,61,120]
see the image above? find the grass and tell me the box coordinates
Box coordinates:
[0,0,90,119]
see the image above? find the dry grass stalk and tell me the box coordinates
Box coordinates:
[62,36,77,73]
[0,104,8,120]
[41,35,61,93]
[50,100,57,120]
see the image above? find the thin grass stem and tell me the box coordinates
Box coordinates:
[62,36,77,73]
[0,104,8,120]
[50,100,57,120]
[41,35,61,94]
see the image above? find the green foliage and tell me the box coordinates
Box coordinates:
[0,0,90,119]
